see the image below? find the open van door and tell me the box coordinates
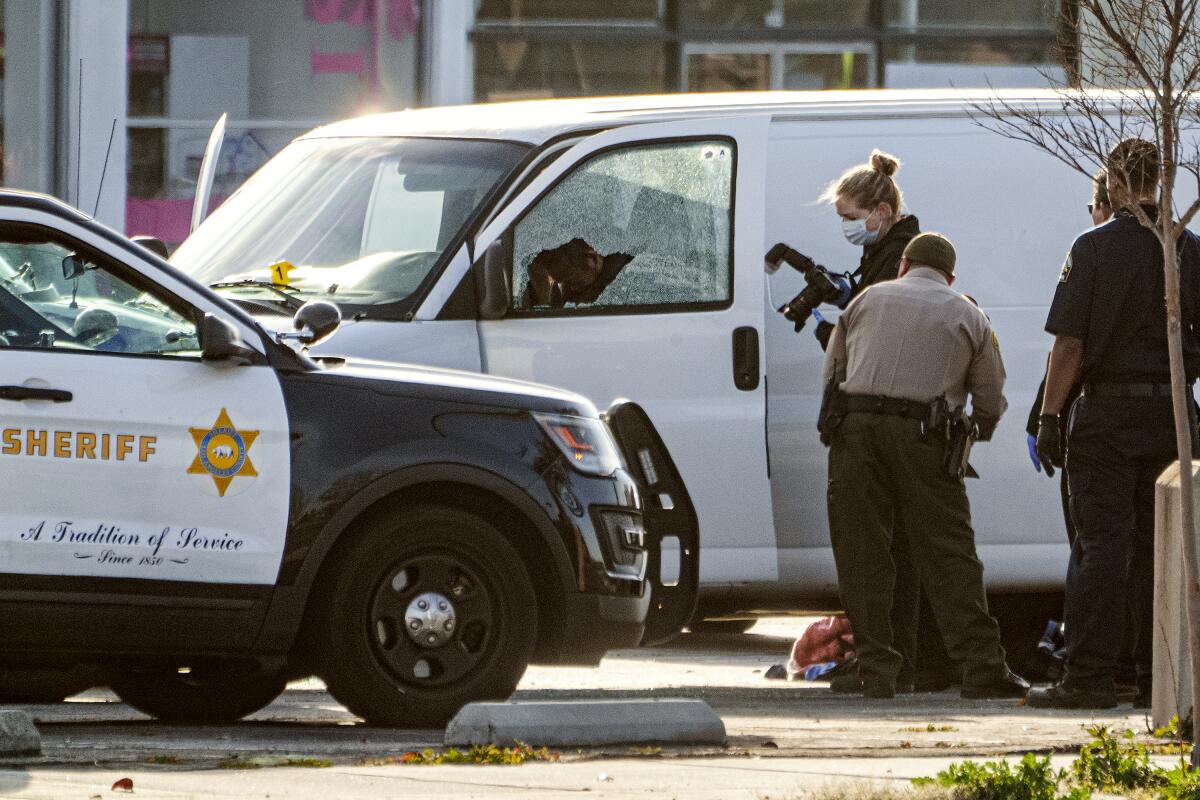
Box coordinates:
[472,115,778,588]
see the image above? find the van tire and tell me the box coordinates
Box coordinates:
[111,666,285,724]
[314,505,537,727]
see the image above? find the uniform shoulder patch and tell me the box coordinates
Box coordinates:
[991,330,1001,352]
[1059,252,1073,284]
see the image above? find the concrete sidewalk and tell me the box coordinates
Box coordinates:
[0,755,1112,800]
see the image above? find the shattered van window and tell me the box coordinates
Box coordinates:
[513,140,734,312]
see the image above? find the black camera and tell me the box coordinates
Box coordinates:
[765,243,853,332]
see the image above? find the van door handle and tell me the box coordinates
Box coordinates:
[731,327,760,391]
[0,385,73,403]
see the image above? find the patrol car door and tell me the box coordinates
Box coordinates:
[0,214,290,652]
[474,117,778,585]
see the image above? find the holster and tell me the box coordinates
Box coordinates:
[817,380,846,446]
[943,411,980,480]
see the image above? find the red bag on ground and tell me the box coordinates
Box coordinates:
[787,616,855,678]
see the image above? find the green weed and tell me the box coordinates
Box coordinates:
[361,743,560,766]
[217,755,332,769]
[1070,725,1162,792]
[913,752,1086,800]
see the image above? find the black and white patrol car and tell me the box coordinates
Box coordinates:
[0,191,698,726]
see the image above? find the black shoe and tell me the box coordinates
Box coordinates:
[1026,682,1118,709]
[961,669,1030,700]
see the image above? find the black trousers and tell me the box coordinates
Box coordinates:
[827,413,1007,689]
[1063,395,1180,691]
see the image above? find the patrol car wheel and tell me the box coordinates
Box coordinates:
[111,666,286,724]
[315,506,537,727]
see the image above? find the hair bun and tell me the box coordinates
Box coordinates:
[870,149,900,177]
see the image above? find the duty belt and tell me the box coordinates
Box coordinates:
[1081,382,1189,398]
[842,394,930,421]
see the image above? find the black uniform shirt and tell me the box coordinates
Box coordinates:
[1045,207,1200,383]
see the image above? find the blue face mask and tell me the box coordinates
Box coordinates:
[842,210,881,247]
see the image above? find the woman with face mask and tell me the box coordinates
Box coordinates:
[813,150,921,349]
[815,151,956,696]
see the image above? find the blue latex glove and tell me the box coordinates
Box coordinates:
[1026,433,1042,473]
[811,308,826,338]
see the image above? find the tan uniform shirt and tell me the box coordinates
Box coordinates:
[821,267,1008,433]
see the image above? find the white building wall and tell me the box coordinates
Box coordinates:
[423,0,473,106]
[62,0,129,230]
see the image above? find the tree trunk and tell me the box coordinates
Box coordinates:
[1161,234,1200,762]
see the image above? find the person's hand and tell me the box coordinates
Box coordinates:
[1035,414,1063,477]
[1026,433,1042,473]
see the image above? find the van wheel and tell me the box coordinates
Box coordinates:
[111,666,285,724]
[314,506,537,727]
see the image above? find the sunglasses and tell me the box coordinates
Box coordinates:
[1088,202,1109,214]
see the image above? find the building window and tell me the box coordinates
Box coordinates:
[125,0,421,249]
[884,0,1058,30]
[477,1,663,23]
[472,1,1069,100]
[685,45,874,91]
[474,38,667,101]
[679,0,872,29]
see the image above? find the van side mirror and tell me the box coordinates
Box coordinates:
[289,300,340,347]
[474,237,511,320]
[200,313,256,366]
[131,235,170,259]
[62,253,88,280]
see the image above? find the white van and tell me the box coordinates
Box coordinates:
[171,90,1134,638]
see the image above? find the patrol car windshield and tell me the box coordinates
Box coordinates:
[172,137,529,314]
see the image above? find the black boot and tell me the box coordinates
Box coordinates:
[961,668,1030,700]
[1026,682,1118,709]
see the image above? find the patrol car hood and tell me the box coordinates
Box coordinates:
[309,357,599,417]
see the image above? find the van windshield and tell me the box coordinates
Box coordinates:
[172,137,529,314]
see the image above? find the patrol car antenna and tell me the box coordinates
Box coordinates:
[92,118,118,217]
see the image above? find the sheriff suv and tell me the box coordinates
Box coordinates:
[0,191,696,726]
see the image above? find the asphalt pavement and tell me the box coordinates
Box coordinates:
[0,618,1164,799]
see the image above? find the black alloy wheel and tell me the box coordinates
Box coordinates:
[369,553,496,688]
[313,505,538,727]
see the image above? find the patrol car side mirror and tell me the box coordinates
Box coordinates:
[474,237,510,321]
[200,313,256,366]
[290,300,341,347]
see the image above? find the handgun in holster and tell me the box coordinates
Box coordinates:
[944,410,980,480]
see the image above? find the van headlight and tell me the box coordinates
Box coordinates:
[533,412,623,477]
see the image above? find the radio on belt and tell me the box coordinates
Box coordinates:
[0,190,698,727]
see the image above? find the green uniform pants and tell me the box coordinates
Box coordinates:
[826,412,1007,690]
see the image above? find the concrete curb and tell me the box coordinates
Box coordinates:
[0,710,40,756]
[444,699,726,748]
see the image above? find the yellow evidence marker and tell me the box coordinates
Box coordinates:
[268,260,297,286]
